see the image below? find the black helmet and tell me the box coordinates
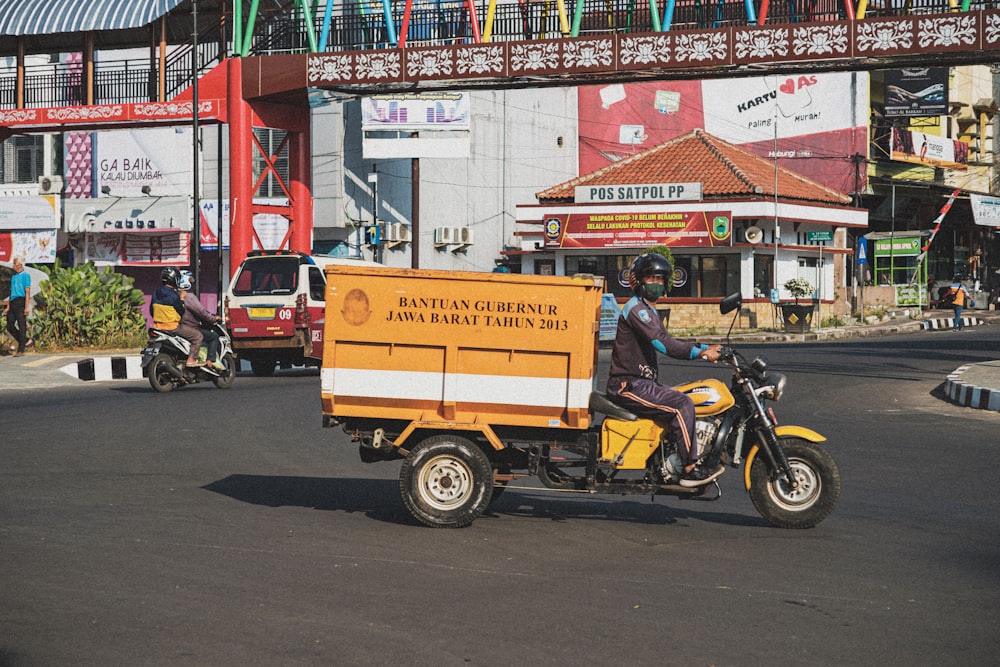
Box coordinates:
[161,266,181,287]
[629,253,672,300]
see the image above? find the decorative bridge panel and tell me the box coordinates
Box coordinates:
[284,12,1000,96]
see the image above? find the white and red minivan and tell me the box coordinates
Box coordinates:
[225,250,379,376]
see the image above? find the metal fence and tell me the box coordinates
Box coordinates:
[0,0,993,109]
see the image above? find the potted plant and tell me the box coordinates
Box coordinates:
[780,278,816,332]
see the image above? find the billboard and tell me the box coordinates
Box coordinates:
[890,128,968,170]
[362,92,469,130]
[884,68,949,118]
[543,210,732,248]
[578,72,869,195]
[95,127,194,197]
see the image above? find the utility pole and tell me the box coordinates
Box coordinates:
[191,0,200,295]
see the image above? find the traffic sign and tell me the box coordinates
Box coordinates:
[857,237,868,264]
[808,231,833,243]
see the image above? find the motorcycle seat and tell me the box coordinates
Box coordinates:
[589,392,639,422]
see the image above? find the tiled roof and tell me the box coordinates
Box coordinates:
[537,129,852,206]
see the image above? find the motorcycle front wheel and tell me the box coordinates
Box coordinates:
[213,353,237,389]
[748,437,841,529]
[147,352,178,393]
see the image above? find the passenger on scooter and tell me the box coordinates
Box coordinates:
[606,253,724,488]
[178,270,224,371]
[150,266,203,368]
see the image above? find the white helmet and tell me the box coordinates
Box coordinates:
[177,269,193,291]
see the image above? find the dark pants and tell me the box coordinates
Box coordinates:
[608,376,699,465]
[5,297,28,353]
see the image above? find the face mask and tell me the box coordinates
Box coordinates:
[642,282,666,300]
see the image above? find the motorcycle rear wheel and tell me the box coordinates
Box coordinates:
[213,353,237,389]
[147,352,178,393]
[748,437,840,529]
[400,435,492,528]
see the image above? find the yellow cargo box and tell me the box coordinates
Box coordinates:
[321,266,603,430]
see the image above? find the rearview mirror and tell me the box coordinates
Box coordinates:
[720,292,742,315]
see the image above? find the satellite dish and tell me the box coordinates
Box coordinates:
[745,226,763,244]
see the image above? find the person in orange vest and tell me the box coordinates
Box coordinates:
[944,275,968,331]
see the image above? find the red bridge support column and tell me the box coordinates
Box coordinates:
[228,57,255,275]
[288,107,313,256]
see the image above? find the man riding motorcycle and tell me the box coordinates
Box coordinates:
[606,253,724,487]
[150,267,203,368]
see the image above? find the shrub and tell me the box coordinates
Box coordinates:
[784,277,815,301]
[30,261,148,350]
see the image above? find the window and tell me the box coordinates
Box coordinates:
[231,256,300,296]
[253,129,289,198]
[2,135,43,184]
[754,254,774,298]
[671,254,740,298]
[565,253,739,299]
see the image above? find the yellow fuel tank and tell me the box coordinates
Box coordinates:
[673,378,735,416]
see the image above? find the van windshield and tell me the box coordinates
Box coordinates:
[231,257,300,296]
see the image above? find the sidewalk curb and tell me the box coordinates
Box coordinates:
[945,363,1000,413]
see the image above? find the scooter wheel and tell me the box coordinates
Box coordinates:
[147,353,178,393]
[212,353,237,389]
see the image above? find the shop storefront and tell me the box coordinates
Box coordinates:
[0,191,60,265]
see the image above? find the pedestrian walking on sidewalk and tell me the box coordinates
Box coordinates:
[944,275,968,331]
[3,257,33,356]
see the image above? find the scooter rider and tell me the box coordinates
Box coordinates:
[150,266,203,368]
[178,270,224,370]
[607,253,724,488]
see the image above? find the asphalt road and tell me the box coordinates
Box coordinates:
[2,327,999,666]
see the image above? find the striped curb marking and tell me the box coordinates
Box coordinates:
[944,365,1000,413]
[60,356,144,382]
[922,316,983,330]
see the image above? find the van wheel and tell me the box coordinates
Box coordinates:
[400,435,492,528]
[250,356,276,377]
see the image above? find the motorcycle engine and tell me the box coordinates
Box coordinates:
[695,417,723,457]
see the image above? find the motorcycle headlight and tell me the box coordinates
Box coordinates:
[764,373,786,401]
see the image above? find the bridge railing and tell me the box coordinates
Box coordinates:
[0,0,994,109]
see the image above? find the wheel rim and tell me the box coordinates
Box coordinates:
[767,457,821,511]
[417,453,474,511]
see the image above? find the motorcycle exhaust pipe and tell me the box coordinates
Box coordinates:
[163,362,186,381]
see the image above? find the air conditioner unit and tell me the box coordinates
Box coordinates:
[434,226,456,245]
[380,221,396,242]
[458,227,474,245]
[38,175,64,195]
[393,223,411,243]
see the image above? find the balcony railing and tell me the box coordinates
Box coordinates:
[0,0,993,110]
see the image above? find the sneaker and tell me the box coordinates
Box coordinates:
[679,463,724,488]
[211,361,225,371]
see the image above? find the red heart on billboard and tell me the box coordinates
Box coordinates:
[779,79,796,94]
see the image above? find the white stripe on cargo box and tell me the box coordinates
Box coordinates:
[321,368,593,408]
